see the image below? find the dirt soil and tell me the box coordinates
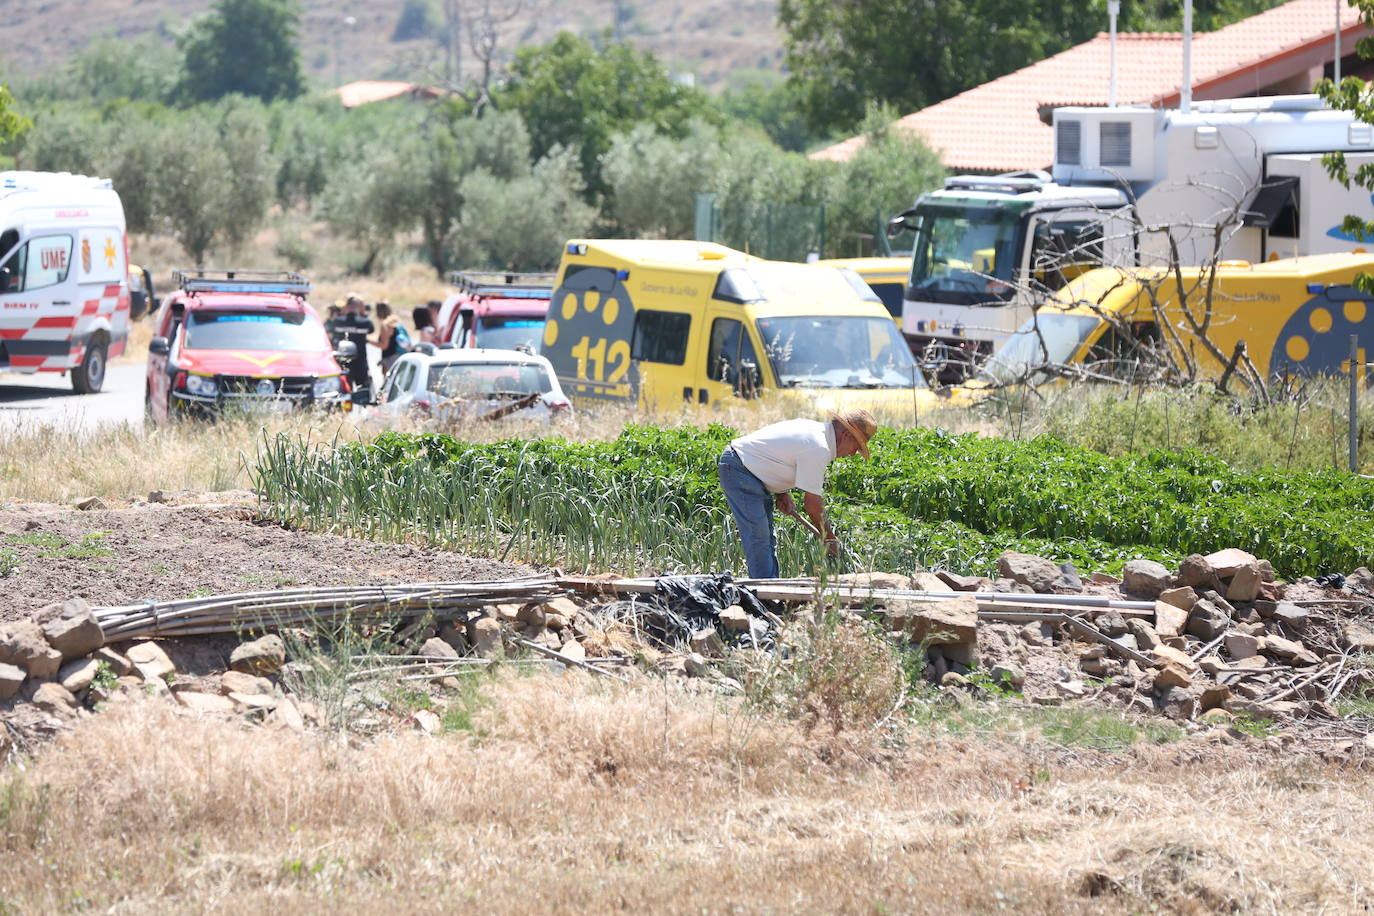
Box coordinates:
[0,490,533,621]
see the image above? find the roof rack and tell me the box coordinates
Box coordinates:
[172,268,312,297]
[449,270,554,300]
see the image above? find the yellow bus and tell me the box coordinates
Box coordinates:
[541,240,956,416]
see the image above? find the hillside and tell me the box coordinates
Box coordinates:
[0,0,782,91]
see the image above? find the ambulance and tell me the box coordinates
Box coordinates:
[983,253,1374,384]
[813,256,910,322]
[0,171,131,393]
[542,240,959,418]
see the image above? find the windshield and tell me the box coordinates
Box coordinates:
[757,316,925,389]
[184,311,325,351]
[981,313,1101,383]
[429,361,552,398]
[909,203,1025,306]
[476,316,545,352]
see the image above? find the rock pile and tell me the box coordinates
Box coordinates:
[2,552,1371,746]
[950,548,1373,723]
[0,599,105,704]
[0,593,638,744]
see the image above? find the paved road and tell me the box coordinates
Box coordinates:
[0,346,382,435]
[0,363,146,434]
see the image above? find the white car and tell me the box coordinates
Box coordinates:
[374,347,573,422]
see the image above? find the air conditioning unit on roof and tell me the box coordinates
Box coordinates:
[1051,106,1161,185]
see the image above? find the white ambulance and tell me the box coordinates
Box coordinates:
[0,171,131,393]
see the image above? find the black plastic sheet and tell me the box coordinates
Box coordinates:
[584,574,777,651]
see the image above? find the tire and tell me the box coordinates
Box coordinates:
[71,337,107,394]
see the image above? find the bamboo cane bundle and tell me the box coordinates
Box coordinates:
[92,577,562,642]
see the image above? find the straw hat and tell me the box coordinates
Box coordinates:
[828,408,877,459]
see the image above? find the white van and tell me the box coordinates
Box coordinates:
[0,171,131,393]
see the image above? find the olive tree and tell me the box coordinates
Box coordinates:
[460,144,597,270]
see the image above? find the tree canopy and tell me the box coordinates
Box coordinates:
[779,0,1289,135]
[176,0,306,103]
[0,84,32,151]
[493,32,718,197]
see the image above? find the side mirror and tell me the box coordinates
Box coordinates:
[334,339,358,362]
[0,266,13,293]
[149,336,170,356]
[886,207,920,239]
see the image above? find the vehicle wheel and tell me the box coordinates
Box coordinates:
[71,337,107,394]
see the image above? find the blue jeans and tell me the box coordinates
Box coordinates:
[718,447,778,579]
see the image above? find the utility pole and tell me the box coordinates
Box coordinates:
[443,0,463,86]
[1107,1,1120,107]
[1336,0,1343,85]
[334,14,357,88]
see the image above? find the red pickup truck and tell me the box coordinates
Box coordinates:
[145,269,353,421]
[434,271,553,352]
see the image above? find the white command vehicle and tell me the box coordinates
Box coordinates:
[0,171,131,392]
[899,95,1374,373]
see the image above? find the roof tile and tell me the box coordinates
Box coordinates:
[812,0,1369,172]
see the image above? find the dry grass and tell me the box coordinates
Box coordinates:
[1,675,1372,913]
[0,413,368,503]
[0,381,972,503]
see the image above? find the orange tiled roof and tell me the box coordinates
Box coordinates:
[811,0,1370,172]
[331,81,442,108]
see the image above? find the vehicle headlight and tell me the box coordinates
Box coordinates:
[186,374,218,397]
[313,375,342,398]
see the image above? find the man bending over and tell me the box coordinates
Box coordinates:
[717,408,876,578]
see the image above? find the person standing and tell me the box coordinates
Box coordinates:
[324,302,343,345]
[370,301,406,374]
[336,294,375,399]
[412,304,437,344]
[717,408,877,579]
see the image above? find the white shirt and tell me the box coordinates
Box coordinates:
[730,419,836,495]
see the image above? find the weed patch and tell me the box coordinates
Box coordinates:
[911,696,1183,751]
[8,531,116,560]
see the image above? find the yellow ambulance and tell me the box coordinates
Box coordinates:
[813,256,910,323]
[985,253,1374,382]
[541,240,954,416]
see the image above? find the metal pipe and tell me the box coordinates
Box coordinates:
[1108,1,1121,108]
[1181,0,1193,114]
[730,578,1158,611]
[960,591,1154,610]
[1351,333,1360,473]
[1336,0,1343,86]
